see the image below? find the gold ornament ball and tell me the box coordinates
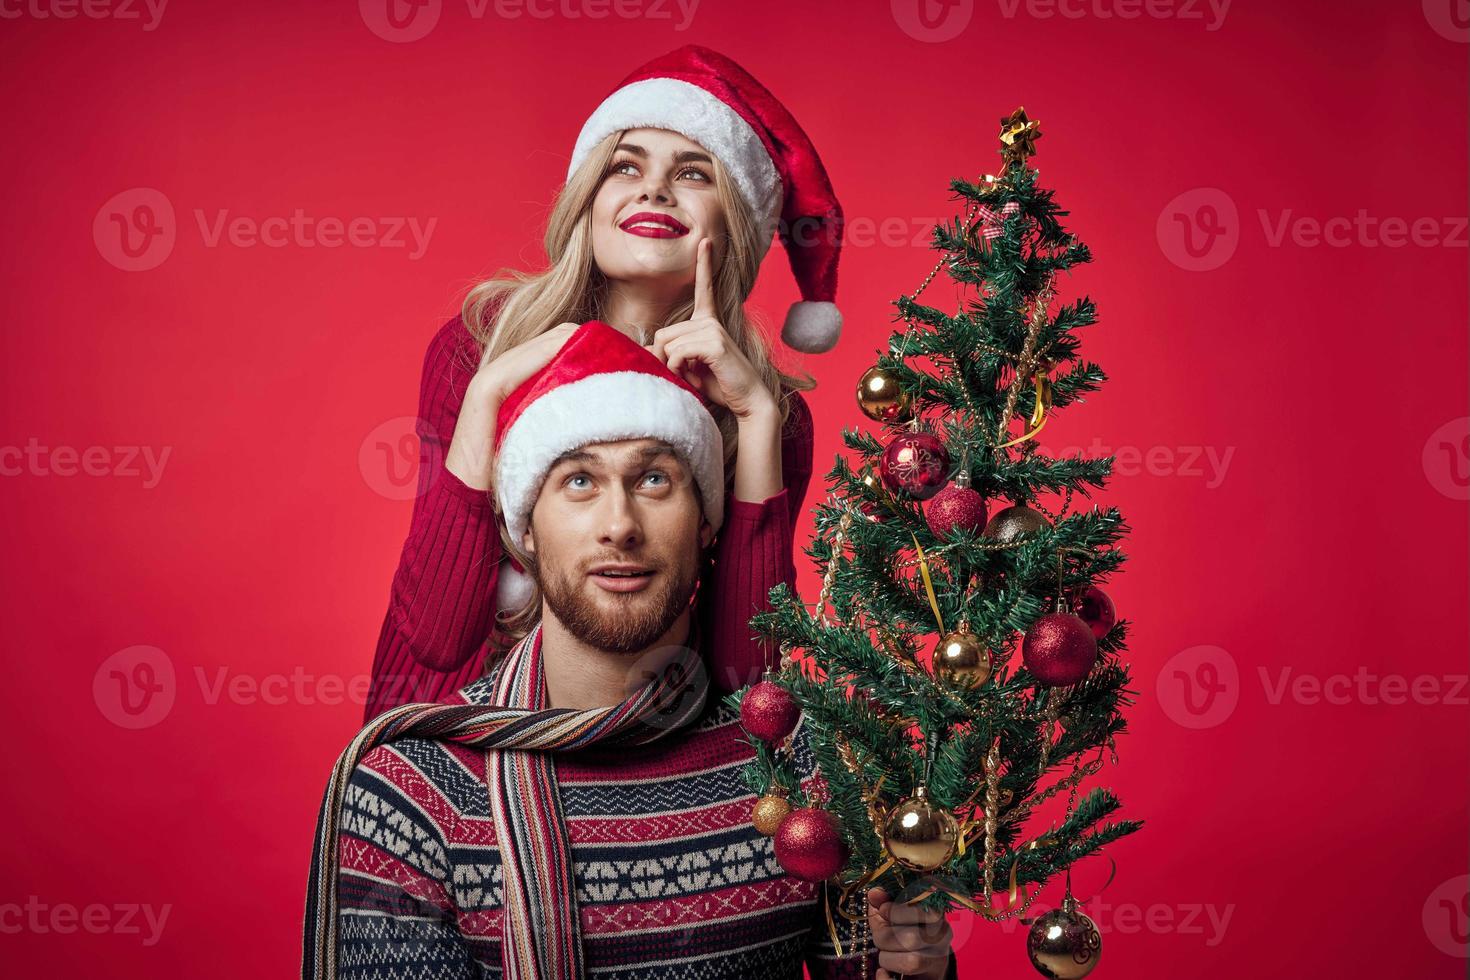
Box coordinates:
[1026,898,1102,979]
[856,365,913,424]
[860,469,884,493]
[934,630,992,687]
[981,502,1052,543]
[881,786,959,872]
[752,793,792,837]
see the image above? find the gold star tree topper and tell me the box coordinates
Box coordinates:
[998,107,1042,167]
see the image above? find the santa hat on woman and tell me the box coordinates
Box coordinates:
[567,44,846,356]
[492,320,725,608]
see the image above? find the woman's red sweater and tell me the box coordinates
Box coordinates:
[363,315,814,722]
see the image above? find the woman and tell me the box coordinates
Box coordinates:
[364,45,847,722]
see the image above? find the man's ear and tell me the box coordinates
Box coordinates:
[699,518,714,551]
[521,524,536,556]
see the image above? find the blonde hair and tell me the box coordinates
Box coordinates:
[459,129,813,650]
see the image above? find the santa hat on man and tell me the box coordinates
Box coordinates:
[567,44,845,355]
[492,321,724,604]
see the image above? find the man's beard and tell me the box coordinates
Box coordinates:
[536,551,700,654]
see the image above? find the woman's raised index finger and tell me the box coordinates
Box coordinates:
[692,237,715,317]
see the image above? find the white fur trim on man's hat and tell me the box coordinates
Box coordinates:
[494,369,725,548]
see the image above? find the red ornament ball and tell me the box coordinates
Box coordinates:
[926,483,988,536]
[740,678,801,744]
[1022,613,1099,687]
[880,431,951,501]
[774,807,851,882]
[1077,586,1117,641]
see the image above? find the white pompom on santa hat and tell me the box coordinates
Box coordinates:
[491,320,725,607]
[567,45,846,354]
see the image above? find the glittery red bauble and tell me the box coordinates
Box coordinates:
[1077,586,1117,641]
[1022,613,1099,687]
[774,807,850,882]
[880,432,950,501]
[740,679,800,744]
[926,483,988,537]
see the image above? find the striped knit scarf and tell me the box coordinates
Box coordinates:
[303,622,711,979]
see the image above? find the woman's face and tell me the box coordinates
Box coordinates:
[589,127,727,292]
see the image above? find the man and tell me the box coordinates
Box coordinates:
[304,322,957,979]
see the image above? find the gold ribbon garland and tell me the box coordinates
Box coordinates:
[910,533,946,635]
[996,366,1053,448]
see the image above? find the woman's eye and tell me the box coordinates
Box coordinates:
[609,159,709,183]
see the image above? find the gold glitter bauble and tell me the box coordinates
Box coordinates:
[1026,897,1102,979]
[856,365,913,424]
[981,502,1051,543]
[752,793,792,837]
[881,786,959,872]
[933,630,992,687]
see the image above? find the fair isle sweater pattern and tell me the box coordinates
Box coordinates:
[333,677,880,979]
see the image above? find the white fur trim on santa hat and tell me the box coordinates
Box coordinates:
[569,77,784,241]
[494,369,725,547]
[781,301,843,354]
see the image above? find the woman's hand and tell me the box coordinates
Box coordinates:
[646,237,778,422]
[445,321,580,491]
[645,237,783,503]
[866,887,955,980]
[475,320,581,404]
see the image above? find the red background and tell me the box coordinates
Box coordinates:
[2,1,1466,976]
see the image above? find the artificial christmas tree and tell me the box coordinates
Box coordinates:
[727,108,1143,976]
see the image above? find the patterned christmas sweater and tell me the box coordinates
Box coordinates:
[334,673,959,978]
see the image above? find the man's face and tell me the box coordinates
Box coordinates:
[521,438,714,654]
